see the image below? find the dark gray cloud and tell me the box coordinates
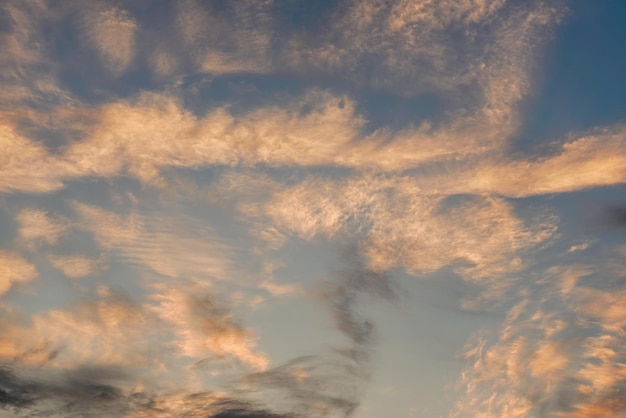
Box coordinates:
[0,364,130,417]
[209,400,295,418]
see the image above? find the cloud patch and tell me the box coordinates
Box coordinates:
[0,251,37,296]
[82,6,137,75]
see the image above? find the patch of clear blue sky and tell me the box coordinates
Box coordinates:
[511,0,626,153]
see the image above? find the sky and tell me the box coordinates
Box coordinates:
[1,1,626,417]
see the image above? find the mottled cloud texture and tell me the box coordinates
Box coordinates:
[1,0,625,417]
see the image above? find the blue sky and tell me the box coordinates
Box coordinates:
[1,1,626,417]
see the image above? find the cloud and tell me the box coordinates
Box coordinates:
[1,1,624,417]
[0,285,268,382]
[2,0,604,201]
[176,0,273,75]
[52,85,524,184]
[284,0,562,123]
[5,92,625,200]
[237,175,556,292]
[453,263,626,417]
[82,6,137,75]
[71,202,232,282]
[439,126,626,197]
[149,286,269,371]
[0,1,70,108]
[0,251,37,296]
[48,255,104,279]
[208,400,295,418]
[602,204,626,229]
[0,365,133,417]
[62,90,364,182]
[233,350,366,418]
[0,287,157,369]
[0,121,66,194]
[16,209,66,247]
[51,90,626,201]
[182,249,395,418]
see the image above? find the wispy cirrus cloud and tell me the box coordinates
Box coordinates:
[48,254,104,279]
[71,202,232,283]
[176,0,274,75]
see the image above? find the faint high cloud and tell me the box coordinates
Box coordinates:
[176,0,273,75]
[71,202,232,282]
[48,254,104,279]
[0,250,37,296]
[0,121,66,193]
[81,6,137,75]
[16,209,66,247]
[0,1,70,108]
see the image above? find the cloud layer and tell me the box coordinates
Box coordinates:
[1,0,625,417]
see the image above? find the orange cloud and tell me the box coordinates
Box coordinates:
[82,6,137,75]
[150,286,268,370]
[247,175,555,288]
[16,209,66,247]
[71,202,232,282]
[0,250,37,296]
[48,254,105,279]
